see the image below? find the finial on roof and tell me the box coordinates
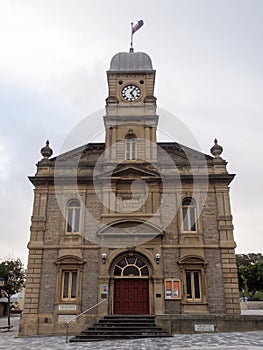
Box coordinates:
[41,140,53,159]
[210,139,223,158]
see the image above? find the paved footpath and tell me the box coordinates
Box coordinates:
[1,316,263,350]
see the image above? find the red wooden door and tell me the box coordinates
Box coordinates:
[114,279,149,314]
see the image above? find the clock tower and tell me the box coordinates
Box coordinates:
[104,50,158,164]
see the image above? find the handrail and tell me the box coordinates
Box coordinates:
[65,299,106,343]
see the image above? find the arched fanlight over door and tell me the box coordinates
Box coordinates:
[114,256,149,277]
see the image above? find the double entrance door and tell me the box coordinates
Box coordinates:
[114,279,149,314]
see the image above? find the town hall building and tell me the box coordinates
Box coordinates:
[19,48,240,336]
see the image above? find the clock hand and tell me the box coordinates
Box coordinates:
[128,89,133,98]
[130,88,136,97]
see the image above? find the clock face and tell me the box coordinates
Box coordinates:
[121,85,141,101]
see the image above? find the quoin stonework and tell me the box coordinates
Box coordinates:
[19,49,240,336]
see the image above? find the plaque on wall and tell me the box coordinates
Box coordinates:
[58,304,77,311]
[58,315,74,322]
[194,324,215,332]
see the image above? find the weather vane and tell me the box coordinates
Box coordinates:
[130,20,144,52]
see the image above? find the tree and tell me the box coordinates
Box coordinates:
[0,259,26,327]
[236,253,263,267]
[236,253,263,298]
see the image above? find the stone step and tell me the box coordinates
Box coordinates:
[92,321,160,326]
[82,327,164,334]
[70,334,170,342]
[69,314,171,342]
[93,324,160,329]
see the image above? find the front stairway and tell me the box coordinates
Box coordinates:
[69,315,171,342]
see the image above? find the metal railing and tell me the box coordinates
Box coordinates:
[65,299,107,343]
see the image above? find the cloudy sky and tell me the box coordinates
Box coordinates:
[0,0,262,265]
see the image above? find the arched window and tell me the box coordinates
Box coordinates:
[66,199,80,233]
[182,198,197,232]
[114,256,149,277]
[125,133,137,160]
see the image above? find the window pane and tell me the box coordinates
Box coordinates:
[183,199,192,206]
[183,207,188,231]
[194,271,200,299]
[190,207,196,231]
[127,257,136,264]
[123,266,139,276]
[71,272,77,298]
[136,258,145,268]
[132,142,136,160]
[114,266,122,276]
[63,272,69,298]
[67,209,73,232]
[117,259,127,268]
[186,271,192,299]
[126,142,130,160]
[74,208,80,232]
[141,266,149,276]
[68,200,80,207]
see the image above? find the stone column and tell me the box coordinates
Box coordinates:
[153,278,164,315]
[215,184,240,314]
[19,187,48,335]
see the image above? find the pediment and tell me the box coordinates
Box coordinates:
[96,219,163,248]
[99,164,161,180]
[56,255,85,265]
[177,255,208,265]
[98,219,163,235]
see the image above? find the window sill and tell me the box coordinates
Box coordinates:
[181,301,208,305]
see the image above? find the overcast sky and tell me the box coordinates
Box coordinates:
[0,0,262,265]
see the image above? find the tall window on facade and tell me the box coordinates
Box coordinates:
[182,198,197,232]
[185,270,201,301]
[125,136,137,160]
[178,256,207,305]
[62,270,77,300]
[66,200,80,233]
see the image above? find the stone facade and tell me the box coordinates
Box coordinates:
[19,50,240,336]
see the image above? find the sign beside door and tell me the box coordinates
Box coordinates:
[165,279,181,299]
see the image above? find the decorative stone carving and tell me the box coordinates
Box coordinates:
[41,140,53,159]
[210,139,223,158]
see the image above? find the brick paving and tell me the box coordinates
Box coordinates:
[0,316,263,350]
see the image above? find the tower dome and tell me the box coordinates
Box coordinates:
[109,51,154,72]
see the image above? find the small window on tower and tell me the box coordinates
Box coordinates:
[125,133,137,160]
